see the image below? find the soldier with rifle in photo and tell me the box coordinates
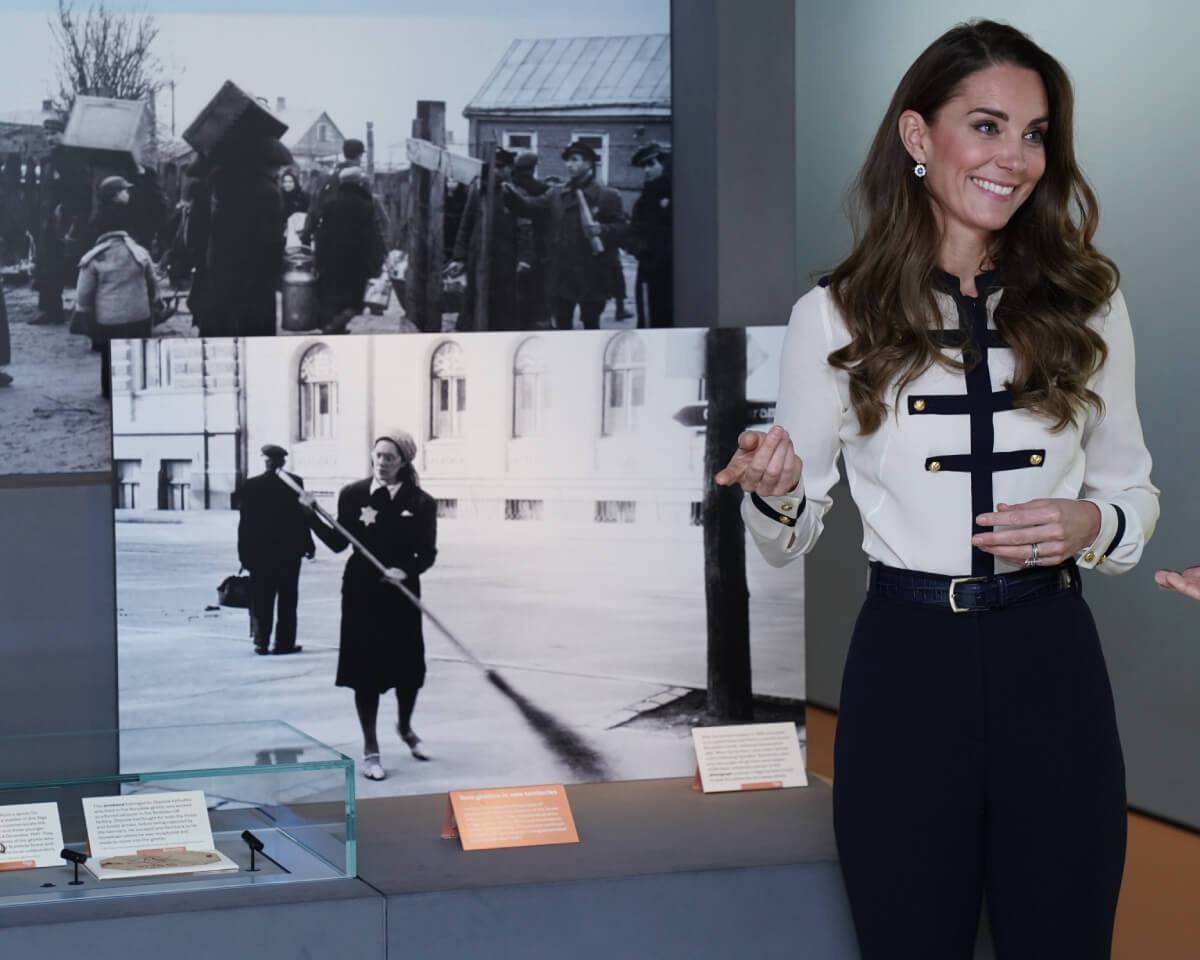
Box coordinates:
[501,140,626,330]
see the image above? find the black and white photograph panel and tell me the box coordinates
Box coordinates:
[0,0,671,475]
[112,328,805,799]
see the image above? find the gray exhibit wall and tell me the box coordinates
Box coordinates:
[796,0,1200,827]
[0,480,118,754]
[675,0,799,330]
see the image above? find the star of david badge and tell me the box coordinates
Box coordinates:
[359,505,379,527]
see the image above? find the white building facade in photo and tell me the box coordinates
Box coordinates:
[112,328,786,534]
[110,338,244,511]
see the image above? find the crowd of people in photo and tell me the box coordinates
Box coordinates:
[0,114,170,394]
[0,118,675,395]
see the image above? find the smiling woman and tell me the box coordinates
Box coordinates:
[716,18,1158,960]
[901,63,1048,242]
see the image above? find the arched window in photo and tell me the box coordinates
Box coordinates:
[298,344,337,440]
[602,332,645,436]
[513,336,550,438]
[431,341,466,438]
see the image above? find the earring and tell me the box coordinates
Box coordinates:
[913,162,927,178]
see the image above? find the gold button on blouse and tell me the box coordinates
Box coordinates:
[781,501,795,513]
[1029,453,1044,466]
[928,461,942,472]
[913,399,926,412]
[1083,550,1096,563]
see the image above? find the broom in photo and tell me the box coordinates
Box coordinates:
[275,470,610,781]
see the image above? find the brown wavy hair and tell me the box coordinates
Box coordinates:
[827,19,1118,435]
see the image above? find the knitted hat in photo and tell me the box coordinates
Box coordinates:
[375,428,416,464]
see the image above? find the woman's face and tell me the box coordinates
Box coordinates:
[281,173,296,192]
[641,158,664,182]
[907,63,1049,242]
[372,440,404,485]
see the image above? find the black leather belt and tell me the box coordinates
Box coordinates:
[867,560,1080,614]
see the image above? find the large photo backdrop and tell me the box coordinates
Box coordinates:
[0,0,672,476]
[111,327,805,798]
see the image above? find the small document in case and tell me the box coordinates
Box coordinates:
[80,790,239,879]
[691,722,808,793]
[0,802,65,870]
[441,784,579,851]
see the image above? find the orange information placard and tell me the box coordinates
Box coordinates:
[441,784,579,851]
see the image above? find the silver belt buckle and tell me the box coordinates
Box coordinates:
[948,576,988,613]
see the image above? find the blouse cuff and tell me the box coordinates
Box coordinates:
[1076,499,1125,568]
[742,481,806,540]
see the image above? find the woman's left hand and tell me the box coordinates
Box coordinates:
[972,499,1102,566]
[1154,567,1200,601]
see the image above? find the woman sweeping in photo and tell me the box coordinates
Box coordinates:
[718,20,1157,958]
[304,428,437,781]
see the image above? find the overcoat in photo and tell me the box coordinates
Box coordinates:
[505,178,626,305]
[238,469,316,570]
[313,478,438,694]
[238,468,316,652]
[628,169,673,327]
[203,164,284,337]
[453,177,526,331]
[314,175,386,320]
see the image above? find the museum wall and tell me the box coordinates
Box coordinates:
[794,0,1200,829]
[0,479,118,742]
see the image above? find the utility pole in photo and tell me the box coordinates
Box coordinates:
[405,100,446,332]
[702,326,752,721]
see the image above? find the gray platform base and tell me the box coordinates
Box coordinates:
[0,777,997,959]
[0,878,384,959]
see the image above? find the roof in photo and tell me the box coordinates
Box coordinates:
[465,34,670,117]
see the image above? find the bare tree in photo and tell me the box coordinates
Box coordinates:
[49,0,163,108]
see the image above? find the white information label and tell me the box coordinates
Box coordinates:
[691,722,808,793]
[0,802,65,870]
[80,790,237,879]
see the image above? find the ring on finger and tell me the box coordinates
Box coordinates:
[1024,542,1041,568]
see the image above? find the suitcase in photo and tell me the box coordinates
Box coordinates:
[183,80,288,160]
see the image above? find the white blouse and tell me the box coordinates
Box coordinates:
[744,278,1159,578]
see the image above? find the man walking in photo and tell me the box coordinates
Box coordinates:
[237,443,316,655]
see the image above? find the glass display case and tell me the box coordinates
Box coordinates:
[0,721,354,906]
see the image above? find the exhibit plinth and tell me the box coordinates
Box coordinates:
[0,721,355,907]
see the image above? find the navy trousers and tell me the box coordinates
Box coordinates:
[833,582,1126,959]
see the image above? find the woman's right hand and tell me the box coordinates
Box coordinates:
[714,425,803,496]
[381,566,408,587]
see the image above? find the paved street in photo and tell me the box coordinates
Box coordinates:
[116,510,805,799]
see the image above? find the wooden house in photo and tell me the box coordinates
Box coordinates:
[464,35,671,208]
[275,98,345,178]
